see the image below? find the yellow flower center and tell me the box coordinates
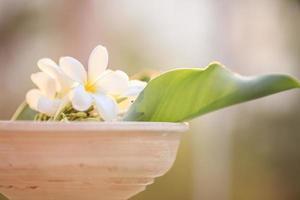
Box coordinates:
[85,82,97,93]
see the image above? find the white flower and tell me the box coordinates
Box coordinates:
[59,45,146,121]
[26,59,73,116]
[26,45,146,120]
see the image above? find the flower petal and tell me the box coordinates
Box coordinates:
[115,70,129,81]
[26,89,61,116]
[123,80,147,96]
[37,58,59,77]
[38,58,74,94]
[96,70,129,95]
[60,56,87,84]
[88,45,109,83]
[117,97,135,114]
[69,85,93,111]
[26,89,41,111]
[31,72,56,98]
[37,97,61,116]
[94,93,118,121]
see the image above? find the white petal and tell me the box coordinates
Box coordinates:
[115,70,129,81]
[26,89,41,111]
[60,56,87,84]
[123,80,147,96]
[118,97,135,114]
[96,70,129,95]
[38,58,73,93]
[31,72,56,98]
[88,45,109,83]
[37,97,61,116]
[69,85,93,111]
[37,58,59,77]
[94,93,118,121]
[26,89,61,116]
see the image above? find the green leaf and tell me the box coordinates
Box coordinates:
[124,62,300,122]
[11,101,37,121]
[0,193,9,200]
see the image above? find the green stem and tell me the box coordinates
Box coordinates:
[11,101,27,120]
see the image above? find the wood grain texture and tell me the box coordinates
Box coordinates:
[0,121,188,200]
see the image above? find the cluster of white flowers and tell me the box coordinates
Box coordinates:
[26,45,146,121]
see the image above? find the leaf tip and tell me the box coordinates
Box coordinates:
[208,61,223,66]
[207,61,232,73]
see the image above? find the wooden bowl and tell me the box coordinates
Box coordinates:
[0,121,188,200]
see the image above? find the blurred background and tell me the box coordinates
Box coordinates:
[0,0,299,199]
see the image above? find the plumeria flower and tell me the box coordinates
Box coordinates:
[26,59,73,116]
[59,45,146,121]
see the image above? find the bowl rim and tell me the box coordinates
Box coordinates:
[0,120,189,133]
